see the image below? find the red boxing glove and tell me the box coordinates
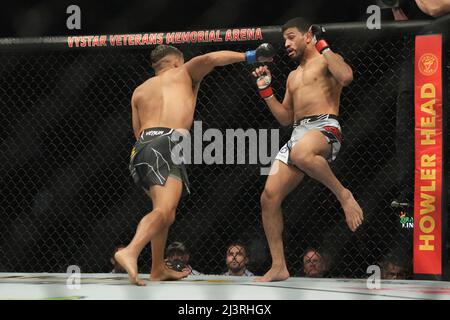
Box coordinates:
[310,25,330,54]
[315,39,330,54]
[257,75,274,99]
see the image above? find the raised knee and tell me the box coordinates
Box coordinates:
[292,151,314,170]
[261,188,281,211]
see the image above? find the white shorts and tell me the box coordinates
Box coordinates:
[275,114,343,166]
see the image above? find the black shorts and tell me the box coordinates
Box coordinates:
[129,127,190,195]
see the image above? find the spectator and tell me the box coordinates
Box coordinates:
[380,254,408,279]
[223,243,254,276]
[110,245,126,273]
[302,247,329,278]
[164,241,202,275]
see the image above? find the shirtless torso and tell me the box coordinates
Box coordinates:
[288,54,342,120]
[117,45,275,286]
[253,20,363,283]
[131,66,199,137]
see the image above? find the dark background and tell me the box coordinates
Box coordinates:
[0,0,448,279]
[1,0,388,38]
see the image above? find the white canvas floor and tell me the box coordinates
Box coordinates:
[0,273,449,300]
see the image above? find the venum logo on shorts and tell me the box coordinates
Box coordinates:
[146,130,164,136]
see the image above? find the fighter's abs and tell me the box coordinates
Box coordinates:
[291,68,341,120]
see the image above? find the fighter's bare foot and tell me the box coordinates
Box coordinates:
[114,249,146,286]
[150,265,190,281]
[340,189,364,232]
[254,266,289,282]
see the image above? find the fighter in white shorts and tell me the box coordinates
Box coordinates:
[251,17,364,282]
[276,114,342,167]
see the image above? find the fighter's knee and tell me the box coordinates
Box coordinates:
[164,210,176,227]
[291,151,314,170]
[261,188,281,210]
[153,208,176,227]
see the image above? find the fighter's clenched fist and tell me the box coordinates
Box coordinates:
[252,65,273,99]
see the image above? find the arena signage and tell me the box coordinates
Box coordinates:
[67,28,264,48]
[413,34,443,276]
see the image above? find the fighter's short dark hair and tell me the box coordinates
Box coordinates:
[150,45,183,66]
[282,17,311,33]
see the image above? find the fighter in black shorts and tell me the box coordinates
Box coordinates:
[130,128,190,195]
[115,44,275,285]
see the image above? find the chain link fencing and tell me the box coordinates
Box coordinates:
[0,21,448,279]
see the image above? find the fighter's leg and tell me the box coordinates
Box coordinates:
[289,130,364,231]
[256,160,305,282]
[115,176,185,285]
[148,216,190,281]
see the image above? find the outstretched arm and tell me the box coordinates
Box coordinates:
[185,51,245,84]
[252,66,294,127]
[310,25,353,87]
[185,43,275,84]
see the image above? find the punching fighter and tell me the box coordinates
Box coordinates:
[115,43,275,285]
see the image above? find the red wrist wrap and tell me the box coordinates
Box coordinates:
[259,86,273,99]
[315,39,329,53]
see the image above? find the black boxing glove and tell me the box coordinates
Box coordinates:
[246,43,275,64]
[310,25,330,54]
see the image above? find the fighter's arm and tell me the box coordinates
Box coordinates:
[184,51,246,84]
[131,91,141,140]
[252,66,294,127]
[310,25,353,87]
[415,0,450,17]
[322,51,354,87]
[185,43,275,84]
